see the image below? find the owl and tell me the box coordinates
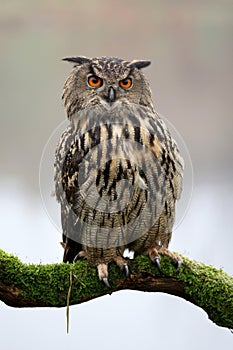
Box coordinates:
[54,56,184,286]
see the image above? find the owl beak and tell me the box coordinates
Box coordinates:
[108,86,116,104]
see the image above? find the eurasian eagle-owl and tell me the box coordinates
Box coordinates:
[54,56,184,286]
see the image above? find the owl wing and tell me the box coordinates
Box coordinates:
[156,115,184,201]
[125,108,184,266]
[154,114,184,239]
[54,125,83,262]
[142,111,184,242]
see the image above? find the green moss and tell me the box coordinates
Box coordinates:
[176,256,233,327]
[0,249,233,328]
[131,254,181,277]
[0,249,105,306]
[131,255,233,327]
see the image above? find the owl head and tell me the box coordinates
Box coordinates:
[62,56,152,118]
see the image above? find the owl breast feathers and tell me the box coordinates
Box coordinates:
[54,56,184,286]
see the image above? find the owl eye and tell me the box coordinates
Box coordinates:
[119,77,133,90]
[87,75,103,88]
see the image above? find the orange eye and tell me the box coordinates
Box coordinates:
[87,75,103,88]
[119,77,133,89]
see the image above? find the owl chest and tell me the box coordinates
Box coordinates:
[62,124,148,206]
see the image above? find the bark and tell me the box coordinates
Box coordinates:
[0,249,232,328]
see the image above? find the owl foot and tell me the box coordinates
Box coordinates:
[97,258,130,287]
[97,262,129,287]
[97,263,110,287]
[158,247,182,271]
[73,254,111,287]
[148,247,161,270]
[114,256,130,277]
[148,247,182,271]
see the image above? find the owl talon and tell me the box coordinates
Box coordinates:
[73,251,86,262]
[154,256,161,271]
[124,263,130,277]
[73,254,81,262]
[174,256,182,271]
[97,264,110,287]
[103,277,111,288]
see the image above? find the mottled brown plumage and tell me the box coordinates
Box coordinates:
[54,56,184,285]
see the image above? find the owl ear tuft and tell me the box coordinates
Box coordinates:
[62,56,91,66]
[128,60,151,70]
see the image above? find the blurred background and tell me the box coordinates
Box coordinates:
[0,0,232,349]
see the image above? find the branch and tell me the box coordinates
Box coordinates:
[0,249,232,328]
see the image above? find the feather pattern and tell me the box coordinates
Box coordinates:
[55,56,184,283]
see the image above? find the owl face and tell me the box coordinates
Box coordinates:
[62,56,152,117]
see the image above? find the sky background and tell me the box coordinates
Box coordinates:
[0,0,233,349]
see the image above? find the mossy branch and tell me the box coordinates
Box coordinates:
[0,249,232,329]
